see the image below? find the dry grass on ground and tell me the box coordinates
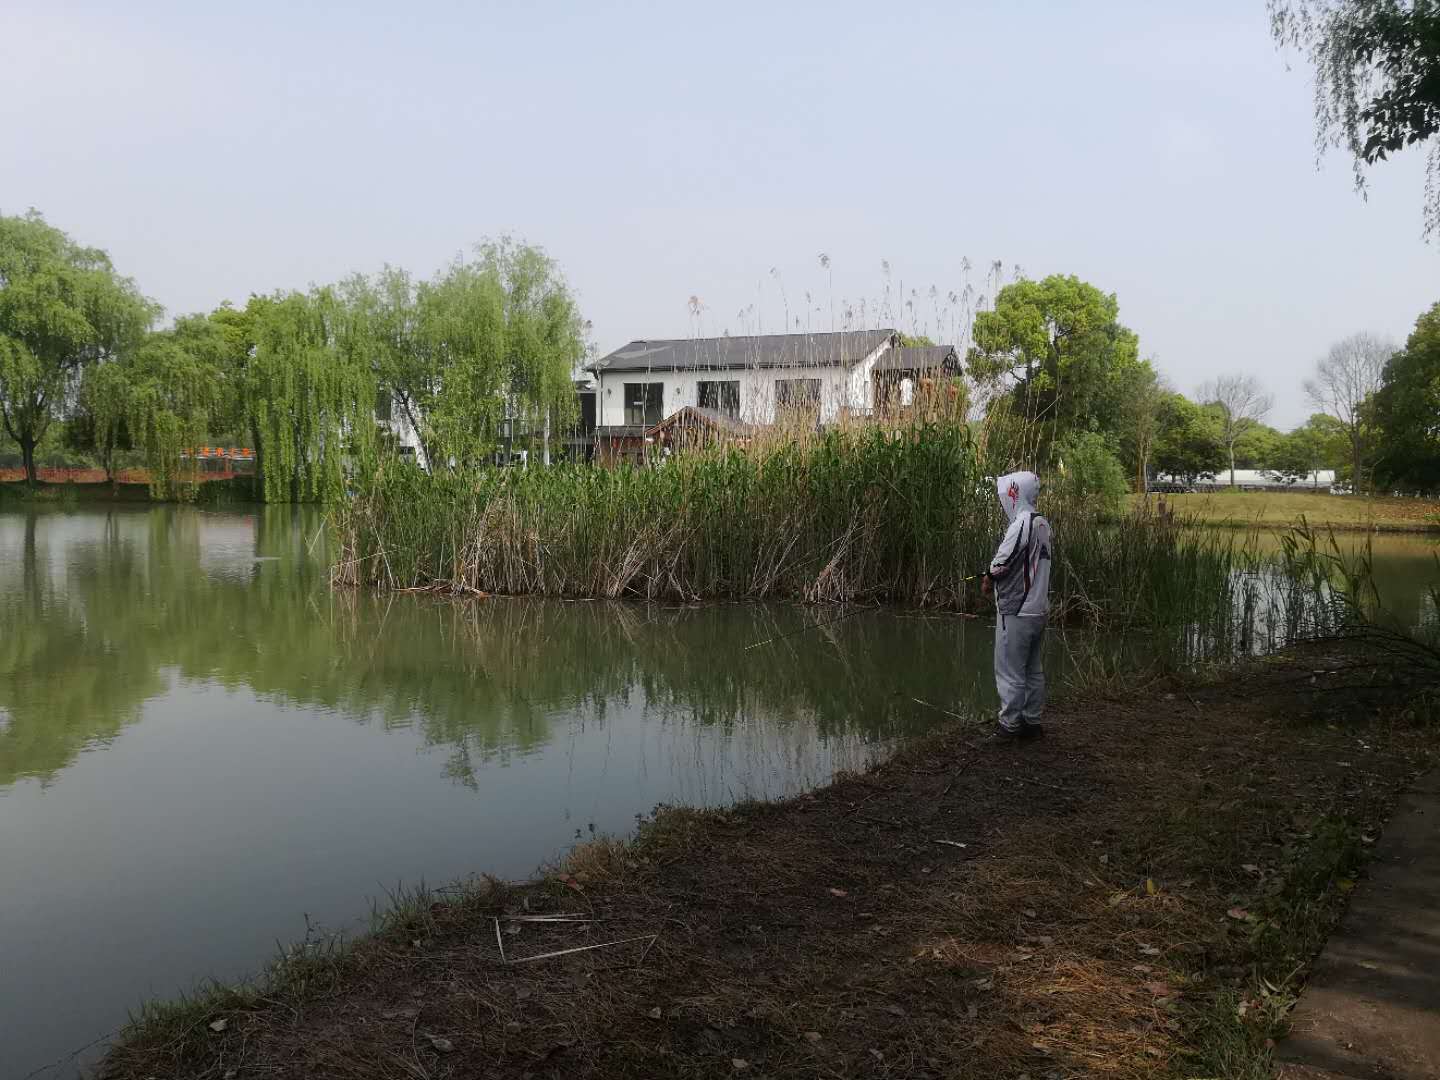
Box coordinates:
[1138,490,1440,531]
[101,648,1436,1080]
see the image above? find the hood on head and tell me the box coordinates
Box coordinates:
[996,471,1039,523]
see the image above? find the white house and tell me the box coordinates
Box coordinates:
[1157,468,1340,491]
[375,392,429,470]
[380,331,960,469]
[1192,469,1338,491]
[584,330,957,433]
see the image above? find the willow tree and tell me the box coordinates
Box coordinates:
[126,315,233,498]
[70,359,135,482]
[484,239,585,462]
[350,240,584,469]
[0,211,155,486]
[1270,0,1440,238]
[247,289,376,502]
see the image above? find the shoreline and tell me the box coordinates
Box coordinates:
[1137,491,1440,536]
[1182,517,1440,535]
[98,643,1436,1080]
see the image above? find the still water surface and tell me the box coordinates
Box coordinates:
[3,508,1435,1078]
[2,507,1011,1077]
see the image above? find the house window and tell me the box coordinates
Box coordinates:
[697,380,740,418]
[775,378,822,416]
[375,389,394,423]
[624,382,664,426]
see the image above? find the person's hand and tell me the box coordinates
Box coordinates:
[980,573,993,598]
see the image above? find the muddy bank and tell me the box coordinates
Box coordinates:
[100,647,1436,1080]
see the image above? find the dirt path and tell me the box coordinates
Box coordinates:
[100,648,1436,1080]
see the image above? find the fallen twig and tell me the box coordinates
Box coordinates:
[1005,774,1065,793]
[506,914,592,923]
[508,934,659,966]
[844,791,881,815]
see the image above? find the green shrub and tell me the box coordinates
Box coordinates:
[1052,432,1129,517]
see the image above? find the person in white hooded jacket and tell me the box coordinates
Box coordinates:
[981,471,1052,738]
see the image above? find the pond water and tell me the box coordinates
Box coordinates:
[2,507,1435,1079]
[0,507,1002,1077]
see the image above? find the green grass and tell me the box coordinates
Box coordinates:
[1141,489,1440,531]
[107,876,509,1075]
[1177,816,1366,1079]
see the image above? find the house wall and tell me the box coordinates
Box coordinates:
[1165,469,1338,489]
[379,396,428,470]
[593,339,891,427]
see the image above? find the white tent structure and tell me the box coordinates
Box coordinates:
[1160,469,1339,491]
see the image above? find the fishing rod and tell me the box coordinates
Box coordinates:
[742,575,983,651]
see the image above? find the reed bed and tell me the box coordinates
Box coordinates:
[334,419,1282,645]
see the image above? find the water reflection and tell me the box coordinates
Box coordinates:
[3,507,1433,1079]
[0,508,992,792]
[0,506,1000,1078]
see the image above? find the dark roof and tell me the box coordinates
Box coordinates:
[590,330,898,373]
[873,345,960,373]
[646,406,757,436]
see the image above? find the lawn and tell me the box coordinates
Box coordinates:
[1136,490,1440,531]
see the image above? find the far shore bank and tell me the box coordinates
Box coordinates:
[1137,490,1440,534]
[100,642,1436,1080]
[1187,517,1440,535]
[0,478,263,506]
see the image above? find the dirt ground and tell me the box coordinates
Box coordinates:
[100,646,1436,1080]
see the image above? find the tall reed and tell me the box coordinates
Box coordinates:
[334,418,1274,642]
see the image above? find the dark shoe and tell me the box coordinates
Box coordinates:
[996,722,1043,740]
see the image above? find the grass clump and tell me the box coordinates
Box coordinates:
[100,877,509,1078]
[1177,816,1367,1080]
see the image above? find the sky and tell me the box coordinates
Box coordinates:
[4,0,1437,429]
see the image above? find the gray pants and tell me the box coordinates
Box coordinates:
[995,614,1046,730]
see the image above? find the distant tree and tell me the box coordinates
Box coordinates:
[207,299,266,472]
[126,315,233,497]
[1233,422,1286,469]
[1272,413,1349,482]
[1197,374,1274,487]
[1304,331,1395,492]
[247,288,378,502]
[346,241,584,471]
[1152,393,1226,484]
[1373,301,1440,491]
[0,211,155,486]
[897,333,937,347]
[1270,0,1440,238]
[66,360,135,481]
[1052,430,1129,515]
[968,275,1140,459]
[1115,360,1164,490]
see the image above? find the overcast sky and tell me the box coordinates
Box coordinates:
[4,0,1437,429]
